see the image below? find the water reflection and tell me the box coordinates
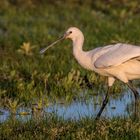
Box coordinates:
[0,109,9,123]
[46,90,133,119]
[0,89,138,123]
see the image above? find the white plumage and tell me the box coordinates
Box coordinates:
[65,27,140,87]
[40,27,140,119]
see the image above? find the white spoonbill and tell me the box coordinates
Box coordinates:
[40,27,140,119]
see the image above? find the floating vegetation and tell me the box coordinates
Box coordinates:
[18,111,30,116]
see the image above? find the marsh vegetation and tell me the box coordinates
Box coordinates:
[1,0,140,139]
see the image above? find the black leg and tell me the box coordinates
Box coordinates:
[95,87,110,120]
[127,82,139,100]
[126,82,140,118]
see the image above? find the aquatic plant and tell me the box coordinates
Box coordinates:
[5,99,23,114]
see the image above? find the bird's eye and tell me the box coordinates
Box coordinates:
[69,31,72,34]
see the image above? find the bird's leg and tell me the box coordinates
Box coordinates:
[126,82,140,118]
[127,82,139,100]
[95,87,110,120]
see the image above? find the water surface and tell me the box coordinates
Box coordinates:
[0,89,137,123]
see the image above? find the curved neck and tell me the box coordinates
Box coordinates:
[72,35,93,70]
[72,35,84,52]
[72,35,86,63]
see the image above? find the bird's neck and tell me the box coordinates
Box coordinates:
[72,36,92,70]
[72,36,84,56]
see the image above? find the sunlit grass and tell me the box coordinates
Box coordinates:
[0,115,140,140]
[1,1,140,139]
[0,0,139,114]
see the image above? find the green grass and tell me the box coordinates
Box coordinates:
[0,115,140,140]
[1,1,140,139]
[1,1,137,104]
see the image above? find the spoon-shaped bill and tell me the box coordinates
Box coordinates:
[40,36,65,54]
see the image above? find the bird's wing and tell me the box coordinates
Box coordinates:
[94,43,140,68]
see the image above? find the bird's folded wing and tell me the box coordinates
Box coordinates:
[94,43,140,68]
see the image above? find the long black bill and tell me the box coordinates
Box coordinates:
[40,35,65,54]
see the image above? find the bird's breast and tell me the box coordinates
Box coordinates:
[73,51,93,71]
[77,58,93,70]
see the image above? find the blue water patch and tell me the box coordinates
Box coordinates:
[0,89,136,122]
[46,90,133,120]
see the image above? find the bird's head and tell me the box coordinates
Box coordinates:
[40,27,83,54]
[64,27,84,41]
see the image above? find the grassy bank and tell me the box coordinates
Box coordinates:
[1,1,140,105]
[0,116,140,140]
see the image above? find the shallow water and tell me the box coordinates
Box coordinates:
[0,88,138,123]
[46,91,133,119]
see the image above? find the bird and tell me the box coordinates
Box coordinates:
[40,27,140,120]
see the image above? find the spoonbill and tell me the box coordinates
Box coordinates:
[40,27,140,120]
